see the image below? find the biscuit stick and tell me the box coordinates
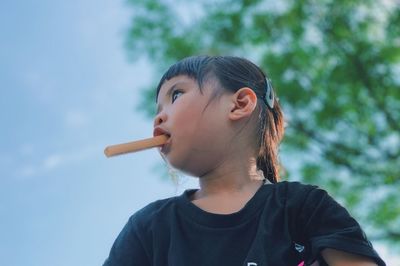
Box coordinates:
[104,135,169,157]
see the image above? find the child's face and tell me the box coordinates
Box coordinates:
[155,75,235,177]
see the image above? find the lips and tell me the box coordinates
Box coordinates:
[153,127,171,154]
[153,127,170,138]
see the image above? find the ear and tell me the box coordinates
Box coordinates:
[228,87,258,121]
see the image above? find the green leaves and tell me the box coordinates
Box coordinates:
[125,0,400,245]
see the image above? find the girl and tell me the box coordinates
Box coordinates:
[104,56,385,265]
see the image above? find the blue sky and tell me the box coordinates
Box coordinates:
[0,0,397,265]
[0,0,197,265]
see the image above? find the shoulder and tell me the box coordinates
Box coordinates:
[271,181,323,203]
[269,181,340,218]
[103,197,179,265]
[127,195,179,230]
[274,180,318,192]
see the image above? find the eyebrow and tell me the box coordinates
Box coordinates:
[156,84,178,115]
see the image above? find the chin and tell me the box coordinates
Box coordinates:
[168,163,197,177]
[166,158,203,177]
[166,150,219,177]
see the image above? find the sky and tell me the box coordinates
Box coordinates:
[0,0,397,265]
[0,0,197,265]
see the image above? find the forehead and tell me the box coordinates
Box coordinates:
[157,75,198,101]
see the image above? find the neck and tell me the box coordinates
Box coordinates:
[194,156,265,200]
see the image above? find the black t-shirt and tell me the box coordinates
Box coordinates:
[103,181,385,266]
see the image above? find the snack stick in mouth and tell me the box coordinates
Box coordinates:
[104,135,169,157]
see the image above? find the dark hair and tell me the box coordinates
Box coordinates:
[156,55,285,183]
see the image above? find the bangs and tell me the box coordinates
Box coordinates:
[155,56,214,101]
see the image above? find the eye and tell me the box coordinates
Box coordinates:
[172,90,183,103]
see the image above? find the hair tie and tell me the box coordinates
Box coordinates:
[263,78,274,109]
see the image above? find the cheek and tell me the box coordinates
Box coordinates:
[174,100,225,143]
[167,118,229,176]
[172,104,201,134]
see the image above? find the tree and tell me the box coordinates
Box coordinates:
[125,0,400,245]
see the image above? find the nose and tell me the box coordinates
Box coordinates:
[153,111,167,127]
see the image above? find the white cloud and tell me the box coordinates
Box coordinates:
[43,154,63,170]
[65,109,88,129]
[15,146,98,179]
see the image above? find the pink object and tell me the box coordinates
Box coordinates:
[298,261,304,266]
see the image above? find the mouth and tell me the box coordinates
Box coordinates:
[153,127,171,154]
[153,126,171,138]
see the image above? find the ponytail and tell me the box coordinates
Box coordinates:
[256,98,285,183]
